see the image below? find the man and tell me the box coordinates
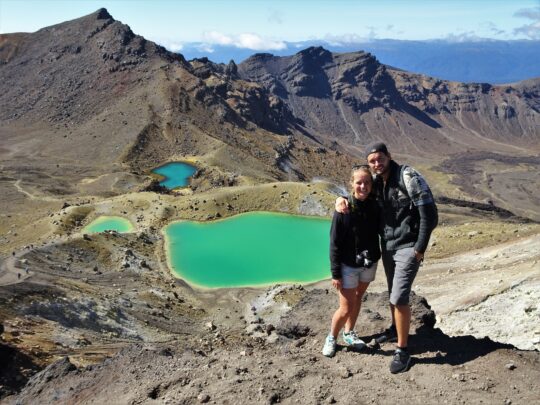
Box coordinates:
[335,142,438,373]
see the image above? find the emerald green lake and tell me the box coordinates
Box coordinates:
[163,212,331,288]
[83,216,134,233]
[152,162,197,189]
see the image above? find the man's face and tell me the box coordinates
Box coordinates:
[367,151,391,176]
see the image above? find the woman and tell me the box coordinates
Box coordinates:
[322,165,381,357]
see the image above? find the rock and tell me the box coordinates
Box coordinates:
[83,234,91,241]
[505,363,516,370]
[197,393,210,403]
[24,357,76,389]
[339,366,352,378]
[246,324,262,334]
[268,392,281,404]
[266,332,280,344]
[294,338,306,347]
[205,321,216,331]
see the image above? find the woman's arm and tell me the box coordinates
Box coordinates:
[329,211,344,279]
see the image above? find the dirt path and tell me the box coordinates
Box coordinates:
[0,253,32,286]
[13,179,61,202]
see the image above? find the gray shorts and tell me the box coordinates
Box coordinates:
[341,262,378,289]
[382,247,420,305]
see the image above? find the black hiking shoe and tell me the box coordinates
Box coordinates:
[375,325,397,344]
[389,348,411,374]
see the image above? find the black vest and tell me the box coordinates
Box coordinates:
[375,160,420,251]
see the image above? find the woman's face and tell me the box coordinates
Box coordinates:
[351,170,372,201]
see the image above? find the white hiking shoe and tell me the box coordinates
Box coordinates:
[343,330,366,350]
[322,335,337,357]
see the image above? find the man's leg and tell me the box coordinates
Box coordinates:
[393,304,411,348]
[389,247,420,339]
[388,247,420,373]
[382,250,396,328]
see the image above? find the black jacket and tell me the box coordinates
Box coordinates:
[329,196,381,279]
[375,160,438,252]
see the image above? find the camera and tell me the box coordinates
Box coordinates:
[356,250,373,268]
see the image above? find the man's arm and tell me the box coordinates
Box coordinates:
[415,202,438,254]
[402,167,438,256]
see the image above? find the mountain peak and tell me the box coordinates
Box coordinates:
[297,46,332,60]
[95,8,113,20]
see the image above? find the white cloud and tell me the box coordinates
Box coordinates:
[323,33,371,46]
[237,33,286,50]
[514,21,540,39]
[202,31,234,46]
[483,21,505,36]
[201,31,286,50]
[443,31,484,43]
[514,7,540,20]
[196,44,215,53]
[514,6,540,39]
[154,39,184,52]
[366,26,378,40]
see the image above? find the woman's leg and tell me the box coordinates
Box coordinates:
[344,281,370,332]
[329,287,357,338]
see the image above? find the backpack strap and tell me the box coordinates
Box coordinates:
[397,164,409,198]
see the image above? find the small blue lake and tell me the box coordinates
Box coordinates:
[152,162,197,189]
[83,216,134,233]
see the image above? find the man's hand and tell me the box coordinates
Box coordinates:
[415,250,424,263]
[335,197,349,214]
[332,279,342,291]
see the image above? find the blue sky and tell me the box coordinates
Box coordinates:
[1,0,539,52]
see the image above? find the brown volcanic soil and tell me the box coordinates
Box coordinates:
[2,286,540,404]
[1,180,539,403]
[436,152,540,221]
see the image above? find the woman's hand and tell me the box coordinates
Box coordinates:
[332,278,342,291]
[335,197,349,214]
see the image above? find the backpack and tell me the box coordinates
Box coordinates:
[396,165,438,230]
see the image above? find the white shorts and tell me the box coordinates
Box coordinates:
[341,262,378,289]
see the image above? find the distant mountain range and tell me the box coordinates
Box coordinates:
[1,9,539,187]
[179,39,540,85]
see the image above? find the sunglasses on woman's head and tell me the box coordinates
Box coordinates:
[352,164,370,170]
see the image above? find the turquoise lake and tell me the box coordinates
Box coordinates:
[152,162,197,189]
[163,212,331,288]
[83,216,134,233]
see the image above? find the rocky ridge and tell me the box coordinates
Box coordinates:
[238,47,540,154]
